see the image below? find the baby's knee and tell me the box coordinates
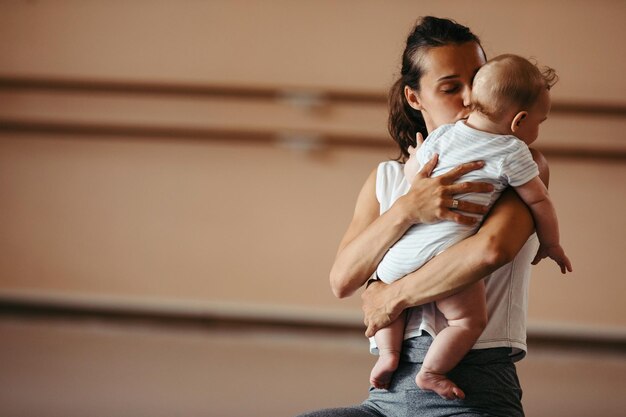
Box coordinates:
[466,299,489,332]
[473,311,488,332]
[449,311,488,334]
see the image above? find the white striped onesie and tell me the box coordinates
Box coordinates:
[376,120,539,283]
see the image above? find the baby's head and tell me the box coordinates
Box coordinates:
[471,54,558,145]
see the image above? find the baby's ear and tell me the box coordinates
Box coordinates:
[510,111,528,132]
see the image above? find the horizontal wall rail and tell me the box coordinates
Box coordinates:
[1,75,625,161]
[2,75,626,116]
[1,294,625,355]
[1,118,625,161]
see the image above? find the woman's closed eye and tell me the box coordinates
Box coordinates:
[440,83,461,94]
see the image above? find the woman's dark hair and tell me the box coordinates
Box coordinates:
[389,16,482,160]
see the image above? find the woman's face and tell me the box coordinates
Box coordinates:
[406,42,486,133]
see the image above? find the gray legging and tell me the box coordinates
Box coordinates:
[296,335,524,417]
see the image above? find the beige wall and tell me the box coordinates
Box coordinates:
[2,0,624,102]
[1,0,625,329]
[1,1,626,416]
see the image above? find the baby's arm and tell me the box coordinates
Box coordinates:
[514,176,572,273]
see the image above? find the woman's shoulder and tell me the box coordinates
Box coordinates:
[376,160,408,209]
[376,160,405,186]
[377,159,403,173]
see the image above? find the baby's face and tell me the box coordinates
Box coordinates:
[404,145,421,182]
[515,88,551,146]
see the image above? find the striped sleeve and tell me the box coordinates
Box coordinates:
[501,141,539,187]
[417,123,455,162]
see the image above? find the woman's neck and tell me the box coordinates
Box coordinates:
[465,112,511,136]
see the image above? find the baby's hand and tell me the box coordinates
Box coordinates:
[415,131,425,150]
[532,244,573,274]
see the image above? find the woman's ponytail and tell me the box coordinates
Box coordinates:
[388,77,427,161]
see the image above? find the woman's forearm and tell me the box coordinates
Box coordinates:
[376,149,548,312]
[331,158,493,298]
[399,189,533,305]
[362,149,549,337]
[362,189,535,336]
[330,192,413,298]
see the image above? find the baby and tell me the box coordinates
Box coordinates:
[370,54,572,399]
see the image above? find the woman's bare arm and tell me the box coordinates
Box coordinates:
[329,167,411,298]
[361,149,550,337]
[330,156,492,298]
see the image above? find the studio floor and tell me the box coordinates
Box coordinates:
[1,316,625,417]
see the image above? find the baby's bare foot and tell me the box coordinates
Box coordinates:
[416,369,465,400]
[369,352,400,390]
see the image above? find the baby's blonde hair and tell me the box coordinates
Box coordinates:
[471,54,558,121]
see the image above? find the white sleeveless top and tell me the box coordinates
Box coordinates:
[372,159,537,361]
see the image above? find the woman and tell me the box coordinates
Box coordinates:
[298,16,547,417]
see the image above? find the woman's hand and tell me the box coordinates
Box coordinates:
[362,280,403,338]
[398,143,494,226]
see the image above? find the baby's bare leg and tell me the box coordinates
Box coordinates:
[370,310,407,390]
[415,281,487,400]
